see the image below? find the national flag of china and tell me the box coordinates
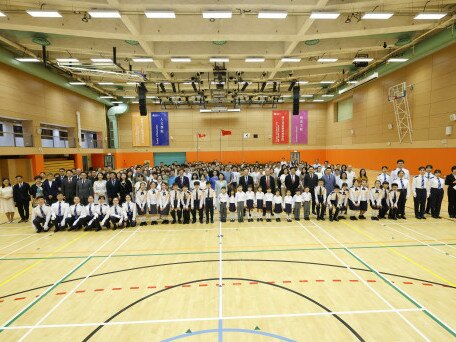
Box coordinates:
[197,133,206,138]
[221,129,232,136]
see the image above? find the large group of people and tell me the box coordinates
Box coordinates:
[0,159,455,233]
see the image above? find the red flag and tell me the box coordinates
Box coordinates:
[221,129,232,136]
[197,133,206,138]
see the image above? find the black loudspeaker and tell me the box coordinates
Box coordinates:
[138,83,148,116]
[292,85,300,115]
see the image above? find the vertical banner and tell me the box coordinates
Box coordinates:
[291,110,309,144]
[272,110,289,144]
[151,112,169,146]
[131,113,151,147]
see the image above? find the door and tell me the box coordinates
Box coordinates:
[153,152,186,166]
[104,155,114,168]
[82,155,89,171]
[290,151,300,164]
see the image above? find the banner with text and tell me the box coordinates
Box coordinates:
[272,110,289,144]
[131,113,151,147]
[151,112,169,146]
[291,110,308,144]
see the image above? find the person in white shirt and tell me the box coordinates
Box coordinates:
[93,173,107,203]
[302,187,312,220]
[107,197,125,229]
[395,170,410,219]
[391,159,410,180]
[369,180,383,221]
[338,183,349,219]
[429,169,445,218]
[159,183,171,224]
[379,181,390,219]
[245,185,255,222]
[358,180,370,220]
[346,165,356,186]
[204,181,216,224]
[122,194,137,227]
[284,190,293,222]
[327,186,342,222]
[377,166,391,187]
[424,164,434,215]
[292,189,302,221]
[136,182,148,226]
[147,182,160,225]
[264,188,274,222]
[388,183,401,220]
[315,166,323,180]
[181,184,192,224]
[348,180,361,221]
[218,187,229,222]
[314,179,327,220]
[235,186,247,223]
[228,190,236,222]
[255,186,264,222]
[31,196,51,233]
[96,196,110,230]
[412,166,430,219]
[273,190,283,222]
[84,195,99,231]
[67,196,87,230]
[191,181,204,224]
[50,193,69,232]
[170,183,182,224]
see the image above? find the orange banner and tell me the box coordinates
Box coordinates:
[131,113,151,147]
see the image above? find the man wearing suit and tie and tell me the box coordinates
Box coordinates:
[62,170,77,204]
[285,167,300,196]
[13,175,31,223]
[43,173,59,205]
[321,168,337,196]
[175,169,190,189]
[239,169,254,192]
[76,172,93,205]
[303,166,319,215]
[260,169,276,193]
[106,172,120,205]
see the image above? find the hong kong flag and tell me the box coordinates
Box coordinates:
[221,129,232,136]
[197,133,206,138]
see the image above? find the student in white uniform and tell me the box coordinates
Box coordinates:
[327,185,342,222]
[107,197,125,229]
[66,196,87,231]
[273,189,284,222]
[388,183,401,220]
[181,184,192,224]
[348,180,361,220]
[122,194,137,227]
[424,164,434,215]
[159,183,171,224]
[245,185,255,222]
[369,180,383,221]
[292,189,303,221]
[338,183,349,219]
[396,170,410,219]
[314,179,327,220]
[377,166,391,186]
[228,189,236,222]
[147,182,160,225]
[170,183,182,224]
[429,169,445,219]
[255,186,264,222]
[218,187,229,222]
[31,196,51,233]
[135,182,148,226]
[411,166,430,219]
[191,181,204,224]
[264,187,274,222]
[302,187,312,220]
[235,186,246,223]
[84,195,99,231]
[96,196,110,230]
[379,182,390,219]
[391,159,410,180]
[284,189,293,222]
[358,180,370,219]
[50,192,69,232]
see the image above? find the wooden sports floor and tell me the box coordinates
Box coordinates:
[0,207,455,341]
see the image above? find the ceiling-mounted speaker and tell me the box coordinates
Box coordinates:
[292,85,300,115]
[138,83,148,116]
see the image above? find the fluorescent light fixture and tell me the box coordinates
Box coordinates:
[301,94,313,98]
[388,58,409,63]
[299,99,306,102]
[171,57,191,62]
[146,96,158,99]
[347,81,358,84]
[362,12,394,19]
[245,57,265,62]
[100,96,114,99]
[320,80,335,84]
[339,72,378,94]
[88,10,121,18]
[131,101,139,104]
[353,57,373,62]
[126,82,139,85]
[322,94,334,97]
[210,57,229,62]
[0,11,6,17]
[98,82,114,85]
[69,82,86,85]
[298,81,309,85]
[15,58,40,62]
[211,81,225,85]
[313,99,324,102]
[26,10,61,18]
[91,58,113,63]
[123,96,136,99]
[414,13,446,20]
[112,101,123,104]
[202,11,232,19]
[132,57,154,62]
[258,11,288,19]
[144,11,176,18]
[318,58,338,63]
[57,58,79,63]
[227,109,241,112]
[281,94,292,98]
[310,12,340,19]
[281,57,301,62]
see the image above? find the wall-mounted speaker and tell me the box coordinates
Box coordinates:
[138,83,148,116]
[292,85,300,115]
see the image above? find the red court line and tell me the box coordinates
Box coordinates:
[130,286,140,289]
[367,280,376,283]
[333,279,342,282]
[56,292,67,295]
[403,282,413,285]
[14,297,26,301]
[76,290,86,293]
[94,289,104,292]
[147,286,156,289]
[112,288,122,291]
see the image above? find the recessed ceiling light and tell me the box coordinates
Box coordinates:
[15,57,40,62]
[26,10,62,18]
[318,58,338,63]
[171,57,191,62]
[0,11,6,17]
[353,57,373,62]
[132,57,154,62]
[98,82,114,85]
[88,10,121,18]
[310,12,340,19]
[320,81,335,84]
[210,57,229,62]
[322,94,334,97]
[388,58,409,62]
[362,13,394,19]
[91,58,113,63]
[202,11,232,19]
[245,57,265,62]
[258,11,288,19]
[123,96,136,99]
[281,57,301,62]
[298,81,309,84]
[414,13,446,20]
[57,58,79,63]
[100,96,114,99]
[313,99,325,102]
[144,11,176,19]
[69,82,86,85]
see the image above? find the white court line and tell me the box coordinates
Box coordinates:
[299,220,430,341]
[378,222,456,259]
[0,308,424,330]
[0,235,50,260]
[0,234,34,237]
[218,221,223,341]
[0,235,34,252]
[16,226,142,341]
[390,222,456,251]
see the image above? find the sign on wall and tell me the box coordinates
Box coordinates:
[272,110,289,144]
[291,110,308,144]
[151,112,169,146]
[131,113,151,147]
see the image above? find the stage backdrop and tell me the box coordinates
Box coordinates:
[151,112,169,146]
[131,113,151,147]
[272,110,289,144]
[291,110,309,144]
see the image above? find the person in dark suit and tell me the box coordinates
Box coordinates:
[76,172,93,205]
[175,170,190,189]
[62,170,77,204]
[285,167,300,196]
[239,169,254,192]
[303,166,319,215]
[106,172,120,205]
[118,173,132,204]
[445,165,456,218]
[43,173,60,205]
[13,175,31,222]
[260,169,276,194]
[321,168,337,195]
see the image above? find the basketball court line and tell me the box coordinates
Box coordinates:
[297,220,430,340]
[0,308,425,331]
[0,235,35,251]
[15,226,142,341]
[0,235,49,260]
[218,222,223,341]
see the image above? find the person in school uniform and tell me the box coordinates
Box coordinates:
[348,179,361,220]
[50,192,69,232]
[358,180,370,220]
[395,170,410,219]
[412,166,430,219]
[429,169,445,219]
[245,185,255,222]
[218,187,229,222]
[273,189,284,222]
[378,182,390,219]
[369,180,383,221]
[444,165,456,218]
[84,195,99,231]
[147,182,160,225]
[327,185,342,222]
[255,186,264,222]
[284,189,293,222]
[170,183,182,224]
[180,184,191,224]
[424,164,434,214]
[119,173,133,204]
[264,187,274,222]
[292,189,303,221]
[388,183,401,220]
[204,181,216,224]
[122,194,137,228]
[338,183,349,220]
[228,189,236,222]
[159,183,171,224]
[106,197,125,230]
[314,179,327,221]
[135,182,148,226]
[345,166,356,187]
[391,159,410,180]
[66,196,87,231]
[31,196,51,233]
[235,186,247,223]
[96,196,110,230]
[191,181,204,224]
[377,166,391,186]
[301,187,312,220]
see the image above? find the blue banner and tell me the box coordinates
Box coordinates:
[151,112,169,146]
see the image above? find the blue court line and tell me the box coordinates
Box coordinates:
[161,328,296,341]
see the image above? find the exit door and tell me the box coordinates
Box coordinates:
[290,151,300,163]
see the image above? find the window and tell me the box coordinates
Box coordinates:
[336,97,353,122]
[41,128,53,139]
[0,123,3,137]
[13,125,23,137]
[59,131,68,140]
[81,133,85,141]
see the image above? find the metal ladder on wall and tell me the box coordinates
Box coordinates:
[388,82,413,143]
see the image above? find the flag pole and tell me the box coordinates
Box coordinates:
[196,134,199,161]
[219,130,222,162]
[242,132,244,163]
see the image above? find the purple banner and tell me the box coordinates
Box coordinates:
[291,110,308,144]
[151,112,169,146]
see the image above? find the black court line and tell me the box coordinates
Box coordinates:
[0,259,454,300]
[82,277,365,342]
